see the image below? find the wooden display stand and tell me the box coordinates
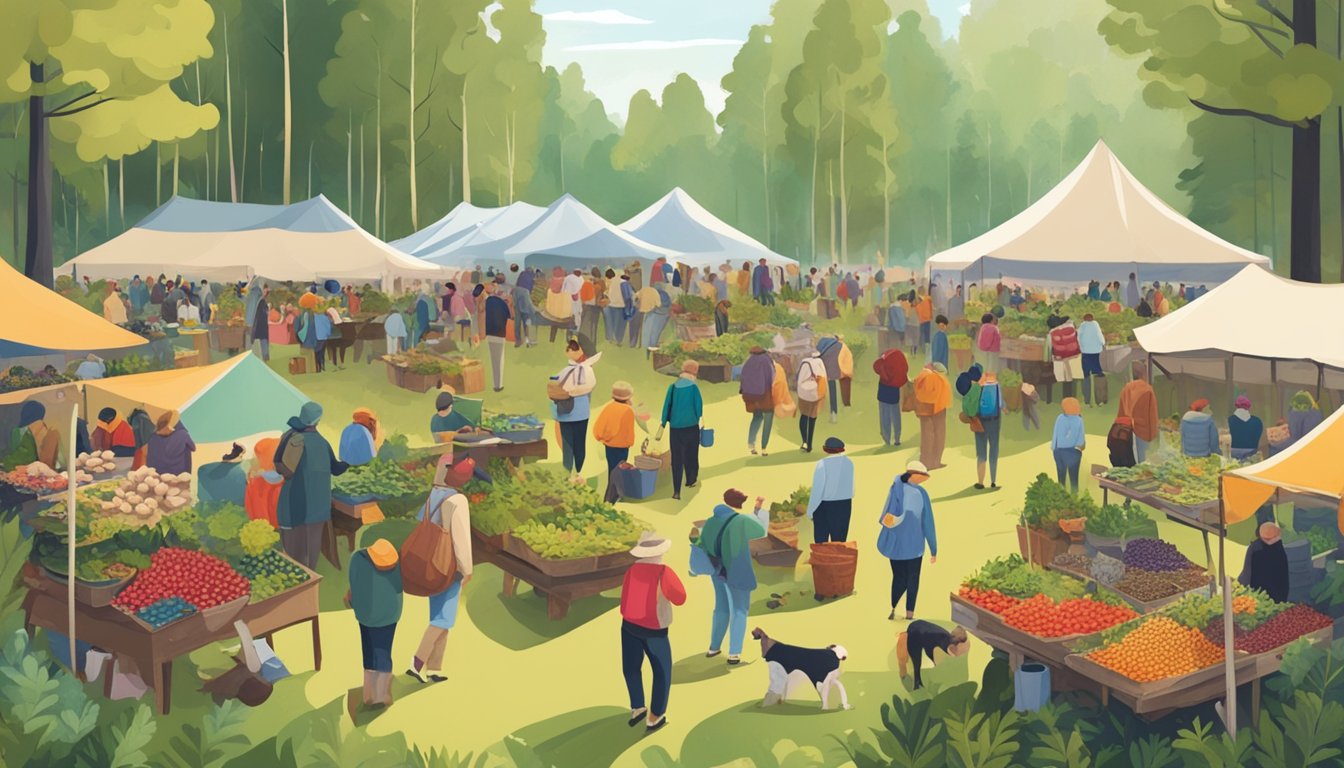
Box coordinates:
[470,531,627,620]
[452,438,548,466]
[22,567,321,715]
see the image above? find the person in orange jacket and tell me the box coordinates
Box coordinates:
[593,381,648,496]
[914,362,952,470]
[244,437,283,528]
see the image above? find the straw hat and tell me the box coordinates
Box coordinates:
[630,532,671,559]
[612,381,633,400]
[368,538,399,569]
[906,460,930,477]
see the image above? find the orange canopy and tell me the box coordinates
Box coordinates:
[0,258,145,351]
[1221,405,1344,531]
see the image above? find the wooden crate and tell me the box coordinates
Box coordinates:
[1063,652,1256,714]
[288,356,307,375]
[401,370,440,393]
[383,358,405,387]
[502,534,634,578]
[1000,336,1048,362]
[210,325,246,352]
[698,362,733,384]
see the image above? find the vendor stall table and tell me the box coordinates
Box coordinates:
[1091,465,1221,582]
[324,498,385,568]
[470,529,623,620]
[22,567,321,715]
[452,438,548,466]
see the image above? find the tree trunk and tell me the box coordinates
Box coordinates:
[258,141,264,196]
[224,19,238,202]
[375,50,383,236]
[25,62,52,287]
[838,93,847,264]
[155,142,162,206]
[407,0,418,230]
[173,143,180,198]
[281,0,292,204]
[118,157,125,228]
[827,161,836,264]
[358,120,365,220]
[986,123,993,229]
[461,79,471,204]
[761,84,770,247]
[882,135,890,264]
[345,112,352,213]
[103,161,110,231]
[240,90,248,201]
[1290,0,1321,282]
[307,140,314,199]
[945,145,952,249]
[810,93,820,266]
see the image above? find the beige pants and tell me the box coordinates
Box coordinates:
[416,627,450,671]
[918,413,946,468]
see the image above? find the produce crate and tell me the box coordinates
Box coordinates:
[951,347,974,371]
[42,568,135,609]
[173,351,201,369]
[471,527,506,555]
[494,428,544,443]
[209,325,246,352]
[444,362,485,394]
[949,593,1087,666]
[502,534,635,578]
[200,593,249,631]
[1016,525,1067,568]
[675,321,716,342]
[288,356,307,375]
[1254,625,1333,660]
[751,535,802,568]
[1000,336,1048,362]
[651,350,676,371]
[383,358,406,388]
[401,369,441,393]
[698,362,733,384]
[1063,652,1256,714]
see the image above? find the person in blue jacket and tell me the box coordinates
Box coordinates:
[877,461,936,621]
[339,408,379,466]
[659,359,704,500]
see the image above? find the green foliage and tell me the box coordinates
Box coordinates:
[239,518,280,557]
[1084,503,1151,539]
[377,433,413,463]
[0,629,100,764]
[162,699,250,768]
[333,458,424,500]
[1171,718,1253,768]
[1020,474,1093,530]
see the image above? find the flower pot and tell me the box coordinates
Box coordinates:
[1003,386,1023,412]
[1016,525,1066,568]
[951,348,974,371]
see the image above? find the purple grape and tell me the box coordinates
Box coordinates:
[1121,538,1194,572]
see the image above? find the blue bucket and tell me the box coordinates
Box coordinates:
[699,428,715,448]
[1013,663,1051,713]
[619,467,659,500]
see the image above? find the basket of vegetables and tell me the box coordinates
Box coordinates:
[481,413,544,443]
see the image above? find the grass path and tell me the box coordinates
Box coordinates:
[226,327,1247,766]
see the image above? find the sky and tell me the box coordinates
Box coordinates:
[536,0,969,121]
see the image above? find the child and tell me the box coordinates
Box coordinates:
[346,539,403,719]
[1021,381,1040,431]
[930,315,949,370]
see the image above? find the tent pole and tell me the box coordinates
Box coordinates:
[1218,484,1237,739]
[66,404,78,673]
[1226,356,1234,425]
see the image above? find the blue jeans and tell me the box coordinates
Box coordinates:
[749,411,773,449]
[974,415,1002,483]
[1134,436,1151,463]
[644,311,670,348]
[622,621,672,716]
[709,576,751,656]
[879,402,901,444]
[1053,447,1082,494]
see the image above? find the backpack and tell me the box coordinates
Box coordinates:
[1107,418,1136,468]
[702,515,740,581]
[797,358,824,402]
[401,488,459,596]
[978,384,1000,418]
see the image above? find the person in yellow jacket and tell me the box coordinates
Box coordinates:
[796,350,828,452]
[914,362,952,470]
[770,361,795,454]
[837,339,855,408]
[593,381,648,496]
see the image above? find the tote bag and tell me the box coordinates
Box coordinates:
[400,494,458,596]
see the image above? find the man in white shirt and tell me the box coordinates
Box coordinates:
[561,269,585,335]
[807,437,855,548]
[1077,312,1106,407]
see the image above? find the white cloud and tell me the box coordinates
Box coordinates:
[958,3,972,15]
[566,38,744,52]
[544,10,654,25]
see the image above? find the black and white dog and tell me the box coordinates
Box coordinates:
[751,627,850,710]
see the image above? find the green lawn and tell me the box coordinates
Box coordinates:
[176,311,1250,767]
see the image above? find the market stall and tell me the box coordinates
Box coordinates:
[619,188,798,271]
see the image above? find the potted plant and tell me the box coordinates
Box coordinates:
[949,333,974,370]
[999,369,1023,412]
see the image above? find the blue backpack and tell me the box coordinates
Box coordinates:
[978,383,1001,418]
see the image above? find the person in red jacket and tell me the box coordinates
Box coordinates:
[619,533,686,734]
[91,407,137,457]
[873,348,910,446]
[1048,315,1083,399]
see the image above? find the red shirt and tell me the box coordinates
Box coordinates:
[872,348,909,388]
[620,562,687,630]
[92,420,135,452]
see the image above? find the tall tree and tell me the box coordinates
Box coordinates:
[0,0,218,285]
[1101,0,1344,281]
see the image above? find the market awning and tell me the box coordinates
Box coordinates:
[84,354,309,444]
[0,259,146,353]
[1222,405,1344,528]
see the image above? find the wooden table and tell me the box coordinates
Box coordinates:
[471,531,624,620]
[325,498,386,568]
[452,438,548,466]
[1091,467,1222,583]
[22,568,321,715]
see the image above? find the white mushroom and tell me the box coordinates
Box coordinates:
[153,483,169,497]
[133,503,151,517]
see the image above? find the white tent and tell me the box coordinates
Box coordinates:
[428,201,548,267]
[59,195,444,284]
[620,187,796,270]
[925,141,1271,286]
[392,202,499,258]
[484,194,672,270]
[1135,265,1344,388]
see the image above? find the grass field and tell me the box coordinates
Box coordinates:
[180,311,1251,766]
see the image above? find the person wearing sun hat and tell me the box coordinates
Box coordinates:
[339,408,380,466]
[1179,397,1219,458]
[347,538,403,715]
[1228,395,1263,461]
[593,381,648,499]
[619,532,686,734]
[275,401,350,569]
[1051,398,1086,493]
[807,438,855,543]
[145,410,195,476]
[877,460,937,621]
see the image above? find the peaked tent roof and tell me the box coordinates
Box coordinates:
[0,258,145,353]
[58,195,443,283]
[621,188,796,269]
[925,141,1271,284]
[1134,265,1344,387]
[84,353,309,444]
[392,202,500,258]
[425,202,548,267]
[503,195,672,268]
[1222,405,1344,528]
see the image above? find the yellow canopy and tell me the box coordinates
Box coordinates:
[1221,405,1344,531]
[0,258,145,351]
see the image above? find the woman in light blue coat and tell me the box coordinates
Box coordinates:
[877,461,936,621]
